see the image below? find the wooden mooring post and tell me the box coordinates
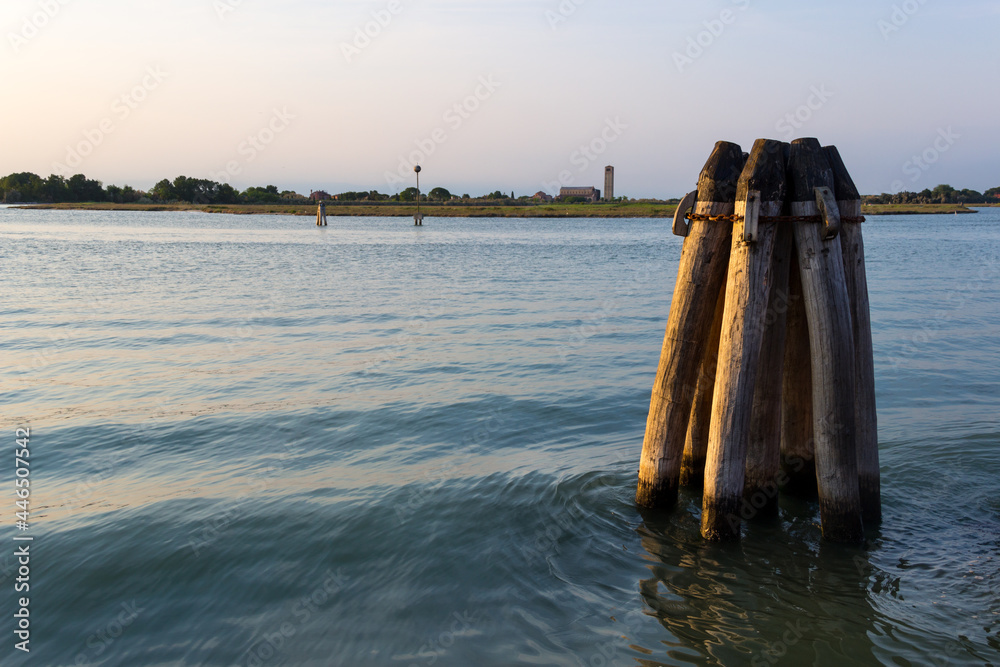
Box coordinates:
[744,207,792,517]
[636,141,743,509]
[637,137,879,544]
[826,145,880,524]
[701,138,785,541]
[680,285,725,488]
[316,201,327,226]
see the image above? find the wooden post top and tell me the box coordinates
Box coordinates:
[823,146,861,202]
[787,138,835,202]
[737,139,788,204]
[697,141,745,203]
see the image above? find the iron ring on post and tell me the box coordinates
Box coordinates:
[672,190,698,237]
[814,186,841,241]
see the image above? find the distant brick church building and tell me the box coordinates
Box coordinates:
[558,186,601,202]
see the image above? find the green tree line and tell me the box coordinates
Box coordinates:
[1,173,512,205]
[864,184,1000,206]
[0,172,310,205]
[9,171,995,207]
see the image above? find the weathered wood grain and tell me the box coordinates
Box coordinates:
[744,219,793,517]
[637,141,743,509]
[701,138,786,541]
[680,284,726,488]
[826,145,881,525]
[788,138,863,544]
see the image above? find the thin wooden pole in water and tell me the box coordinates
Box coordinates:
[414,165,423,226]
[701,138,786,541]
[680,283,726,488]
[826,145,881,525]
[780,252,817,497]
[316,201,327,226]
[788,138,863,544]
[744,218,793,517]
[636,141,743,509]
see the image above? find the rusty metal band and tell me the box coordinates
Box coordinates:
[686,213,866,224]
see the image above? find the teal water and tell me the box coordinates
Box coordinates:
[1,208,998,666]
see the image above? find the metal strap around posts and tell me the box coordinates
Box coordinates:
[685,213,866,224]
[814,186,841,241]
[672,190,698,237]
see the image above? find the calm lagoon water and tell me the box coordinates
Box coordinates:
[1,207,998,666]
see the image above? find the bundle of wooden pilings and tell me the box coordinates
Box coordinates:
[636,138,880,544]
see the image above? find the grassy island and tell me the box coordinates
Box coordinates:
[17,201,981,218]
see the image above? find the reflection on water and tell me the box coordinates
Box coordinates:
[635,501,881,666]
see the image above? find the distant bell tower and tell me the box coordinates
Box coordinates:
[604,166,615,201]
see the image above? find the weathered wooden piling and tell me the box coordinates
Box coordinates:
[780,256,818,497]
[826,145,880,524]
[637,136,879,544]
[788,138,863,543]
[701,139,786,541]
[636,141,743,509]
[744,220,793,516]
[680,286,725,488]
[316,201,327,226]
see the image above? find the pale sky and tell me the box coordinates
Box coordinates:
[2,0,998,198]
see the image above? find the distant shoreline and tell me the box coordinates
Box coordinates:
[14,202,982,218]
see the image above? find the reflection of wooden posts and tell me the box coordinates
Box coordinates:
[701,139,785,541]
[636,141,742,509]
[316,202,327,226]
[637,136,879,544]
[826,145,880,524]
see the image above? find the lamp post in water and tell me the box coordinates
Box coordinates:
[414,165,423,226]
